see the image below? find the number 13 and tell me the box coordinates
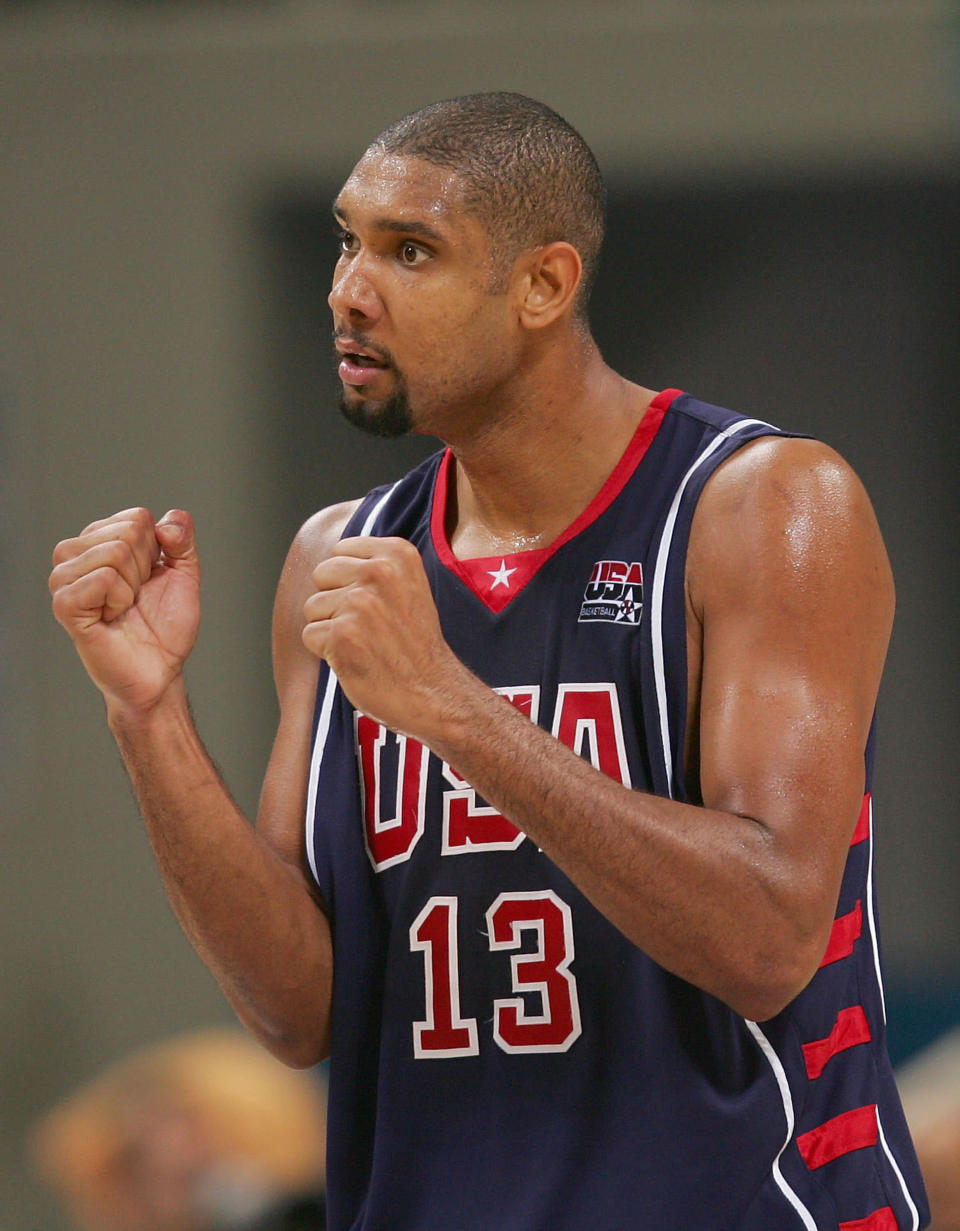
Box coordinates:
[409,891,582,1059]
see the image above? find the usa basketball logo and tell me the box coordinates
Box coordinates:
[578,560,643,624]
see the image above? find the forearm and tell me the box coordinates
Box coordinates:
[107,681,332,1066]
[429,676,829,1021]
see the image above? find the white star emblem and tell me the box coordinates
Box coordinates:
[487,559,518,590]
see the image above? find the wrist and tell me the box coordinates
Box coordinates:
[422,669,520,768]
[105,674,191,738]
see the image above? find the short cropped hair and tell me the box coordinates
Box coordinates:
[371,92,606,316]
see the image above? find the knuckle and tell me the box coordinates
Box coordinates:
[365,556,393,585]
[301,622,326,659]
[51,537,75,566]
[48,561,68,595]
[50,586,70,619]
[115,516,147,544]
[391,540,422,577]
[394,537,419,560]
[81,506,151,537]
[349,588,379,619]
[103,538,135,570]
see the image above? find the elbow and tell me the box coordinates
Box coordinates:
[722,937,825,1024]
[233,1006,331,1070]
[730,983,805,1025]
[723,877,839,1022]
[277,1041,331,1071]
[255,1024,330,1070]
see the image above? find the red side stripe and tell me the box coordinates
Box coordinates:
[819,900,863,968]
[797,1104,878,1170]
[839,1206,898,1231]
[802,1006,873,1080]
[851,794,871,845]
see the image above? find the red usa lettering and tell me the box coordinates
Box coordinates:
[356,682,629,872]
[356,714,429,872]
[589,559,642,586]
[551,682,632,788]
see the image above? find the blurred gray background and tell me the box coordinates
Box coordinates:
[2,1,958,1224]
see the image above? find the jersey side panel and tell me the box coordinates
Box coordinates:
[648,397,928,1229]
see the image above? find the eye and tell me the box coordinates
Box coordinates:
[334,226,357,255]
[398,241,430,266]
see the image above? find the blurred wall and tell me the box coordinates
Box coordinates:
[2,2,957,1224]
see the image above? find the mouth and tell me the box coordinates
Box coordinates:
[338,346,387,367]
[335,338,391,387]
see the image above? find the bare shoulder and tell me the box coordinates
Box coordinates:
[696,435,869,523]
[688,435,893,617]
[272,499,362,694]
[280,500,363,587]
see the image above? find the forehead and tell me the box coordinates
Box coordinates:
[334,151,483,243]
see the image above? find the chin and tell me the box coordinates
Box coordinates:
[338,390,413,439]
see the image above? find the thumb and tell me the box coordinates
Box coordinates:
[156,509,199,570]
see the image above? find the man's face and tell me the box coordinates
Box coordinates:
[329,151,520,439]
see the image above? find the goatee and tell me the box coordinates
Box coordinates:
[339,388,413,439]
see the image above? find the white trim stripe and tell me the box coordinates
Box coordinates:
[305,669,340,886]
[863,796,887,1024]
[358,484,403,538]
[304,482,402,887]
[866,800,921,1227]
[877,1107,921,1231]
[649,418,775,796]
[744,1020,818,1230]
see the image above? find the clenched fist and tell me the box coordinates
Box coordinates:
[49,507,201,716]
[302,536,470,743]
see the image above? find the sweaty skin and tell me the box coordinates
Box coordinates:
[49,152,893,1064]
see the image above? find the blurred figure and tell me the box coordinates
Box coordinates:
[30,1028,326,1231]
[897,1028,960,1231]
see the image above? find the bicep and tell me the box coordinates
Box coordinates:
[691,438,894,904]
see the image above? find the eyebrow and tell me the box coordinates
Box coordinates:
[332,205,445,245]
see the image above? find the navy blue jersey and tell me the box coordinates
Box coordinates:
[305,390,928,1231]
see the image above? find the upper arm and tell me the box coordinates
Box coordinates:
[255,500,361,873]
[687,436,894,939]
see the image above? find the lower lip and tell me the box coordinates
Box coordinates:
[339,357,388,386]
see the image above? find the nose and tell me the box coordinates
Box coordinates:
[328,252,384,326]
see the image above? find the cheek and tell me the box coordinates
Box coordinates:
[422,320,509,391]
[392,280,514,393]
[403,273,501,335]
[447,295,513,361]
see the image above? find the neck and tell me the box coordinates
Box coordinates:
[443,334,657,559]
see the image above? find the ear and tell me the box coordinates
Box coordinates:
[515,242,583,330]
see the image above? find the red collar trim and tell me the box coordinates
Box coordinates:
[430,389,681,613]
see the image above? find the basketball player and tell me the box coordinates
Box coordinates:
[49,94,928,1229]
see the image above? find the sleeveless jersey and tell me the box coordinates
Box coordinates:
[305,390,928,1231]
